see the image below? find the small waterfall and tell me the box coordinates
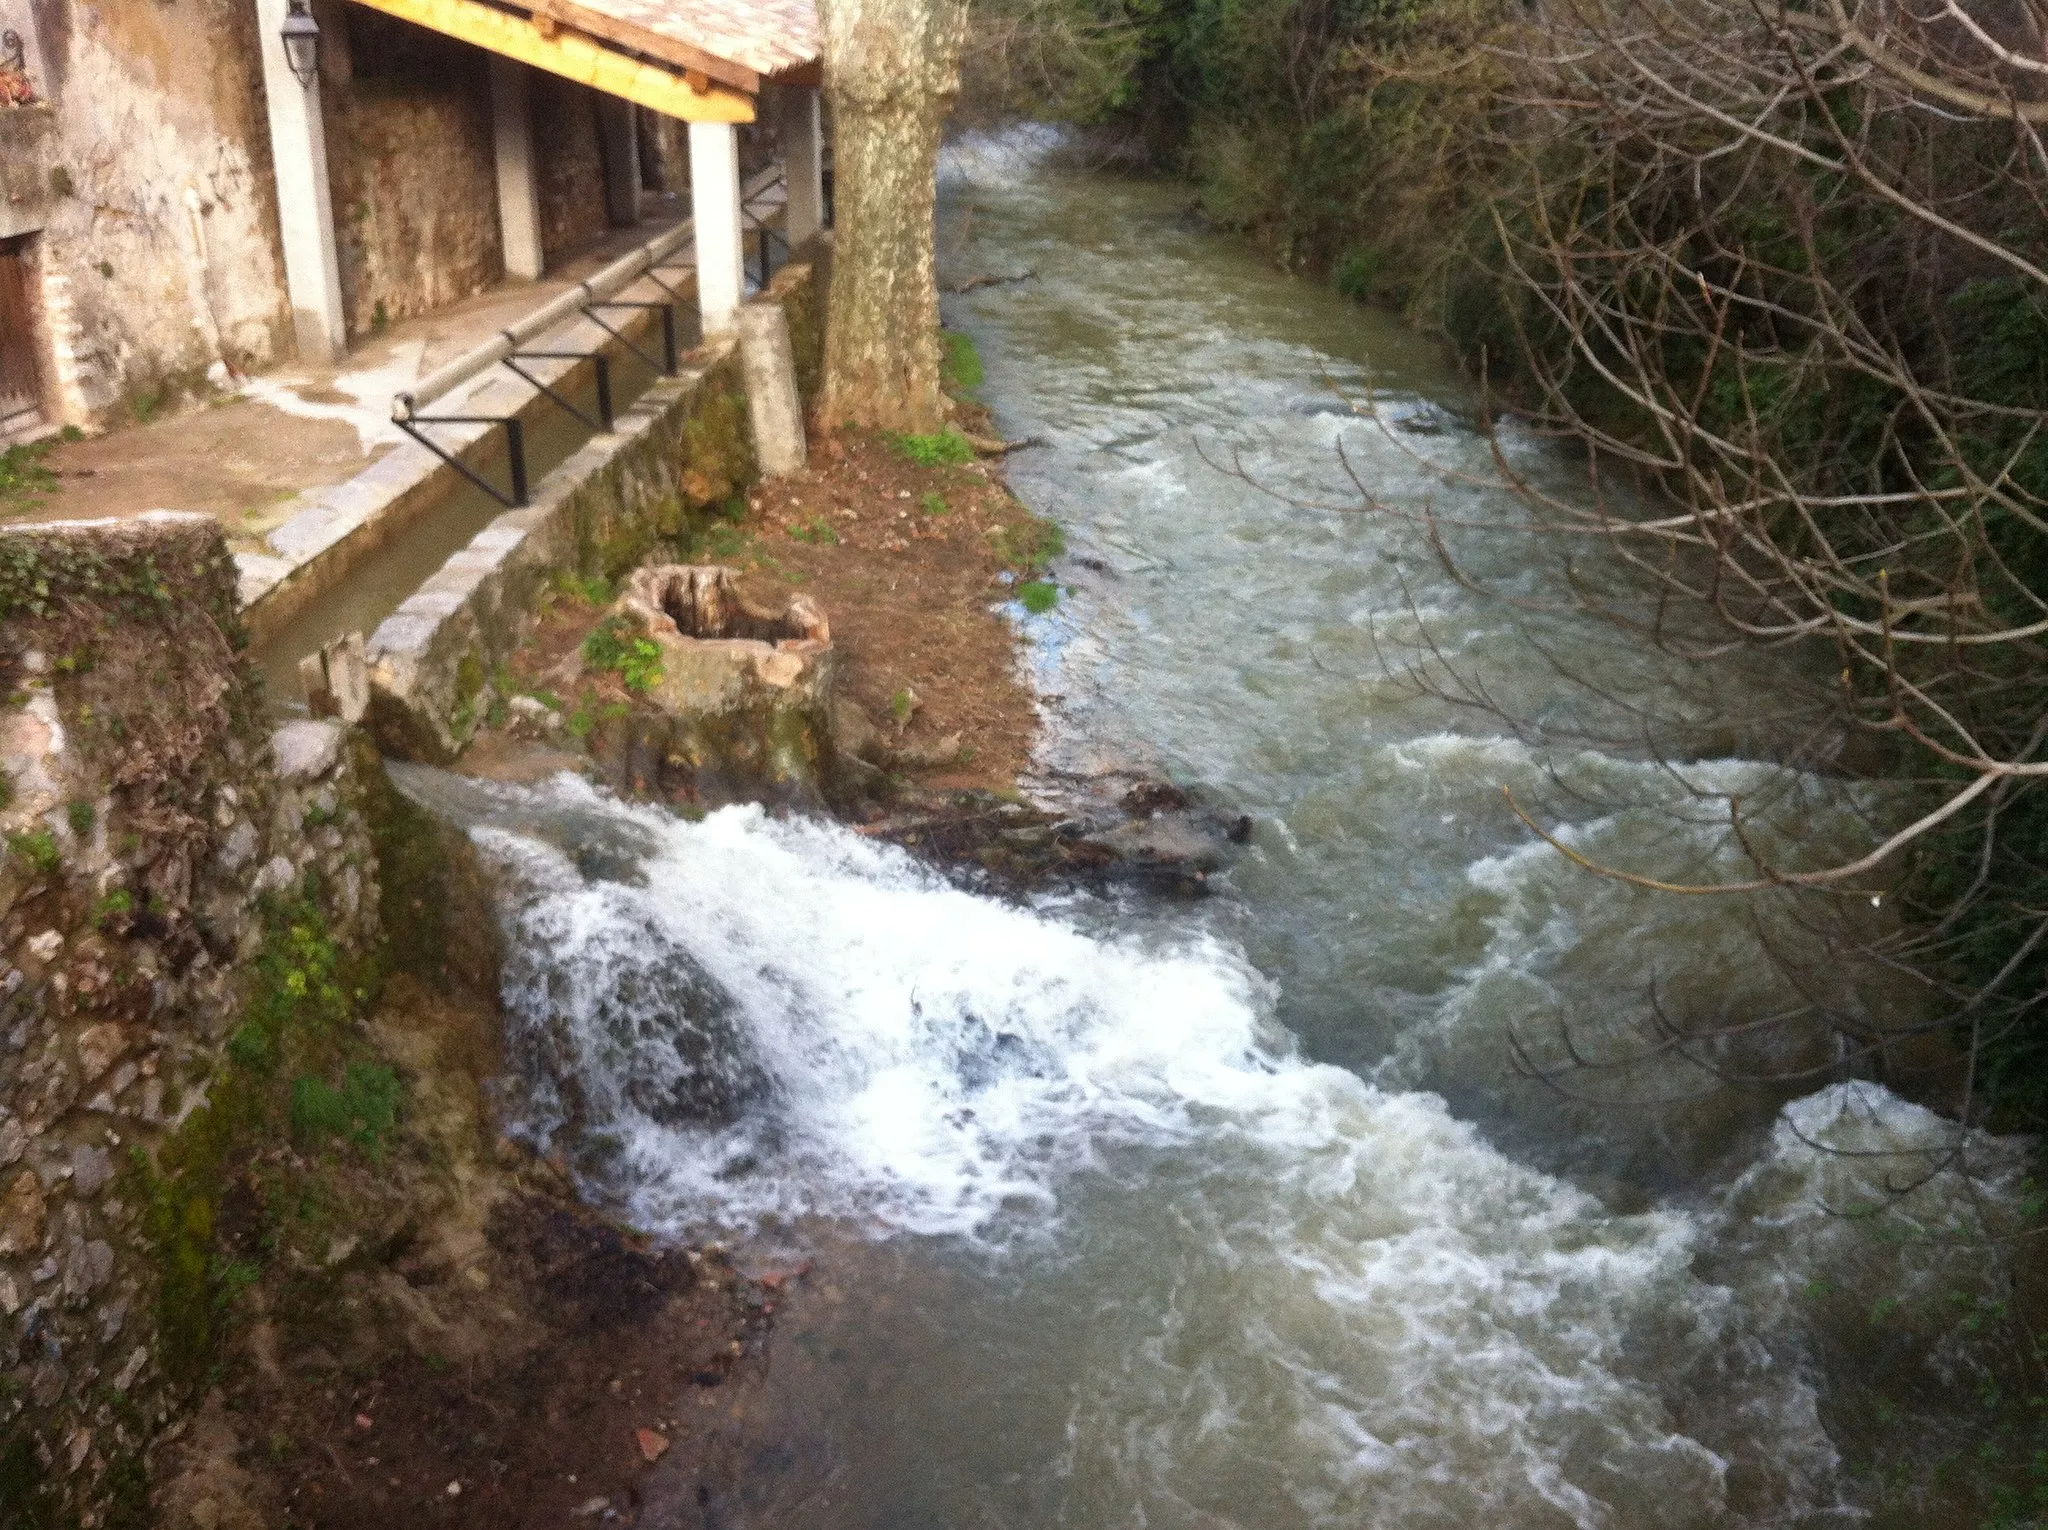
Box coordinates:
[394,768,2042,1527]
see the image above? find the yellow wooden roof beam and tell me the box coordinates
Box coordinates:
[346,0,756,121]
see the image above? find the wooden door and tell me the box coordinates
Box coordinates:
[0,240,43,428]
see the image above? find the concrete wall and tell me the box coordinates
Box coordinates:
[0,515,380,1523]
[5,0,293,425]
[321,7,505,338]
[532,73,613,265]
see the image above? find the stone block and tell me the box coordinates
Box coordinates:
[272,720,343,783]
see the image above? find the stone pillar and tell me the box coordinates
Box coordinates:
[490,56,545,281]
[599,96,642,228]
[738,303,807,476]
[779,86,826,248]
[255,0,347,364]
[689,121,744,337]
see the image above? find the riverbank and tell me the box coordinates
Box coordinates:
[463,411,1055,803]
[148,975,791,1530]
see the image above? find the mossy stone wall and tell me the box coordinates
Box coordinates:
[0,515,381,1527]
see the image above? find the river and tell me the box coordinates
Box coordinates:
[413,132,2040,1527]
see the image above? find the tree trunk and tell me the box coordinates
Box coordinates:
[817,0,967,435]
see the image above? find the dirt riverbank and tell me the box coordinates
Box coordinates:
[465,418,1054,802]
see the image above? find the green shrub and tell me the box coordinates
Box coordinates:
[66,800,95,836]
[1018,580,1061,615]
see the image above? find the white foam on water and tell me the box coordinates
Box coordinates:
[471,774,1849,1526]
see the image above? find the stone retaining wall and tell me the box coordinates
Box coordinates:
[365,260,824,765]
[0,514,379,1522]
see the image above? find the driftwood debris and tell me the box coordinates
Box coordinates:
[941,269,1038,295]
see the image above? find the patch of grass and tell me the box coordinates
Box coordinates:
[789,515,840,547]
[893,428,976,468]
[890,687,916,725]
[95,888,134,930]
[552,571,613,607]
[921,491,951,517]
[65,800,94,836]
[994,517,1066,571]
[7,828,59,876]
[130,387,167,426]
[0,441,58,515]
[698,522,754,562]
[1018,580,1061,615]
[567,705,597,741]
[582,618,665,695]
[942,330,986,394]
[290,1062,401,1158]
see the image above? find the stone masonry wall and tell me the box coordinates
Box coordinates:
[533,73,614,266]
[322,8,505,340]
[0,514,378,1522]
[16,0,293,426]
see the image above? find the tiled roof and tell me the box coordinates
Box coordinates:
[540,0,820,84]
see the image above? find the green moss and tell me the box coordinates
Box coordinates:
[95,888,134,929]
[291,1063,400,1157]
[552,570,613,607]
[7,828,59,876]
[774,264,827,408]
[1018,580,1061,614]
[132,892,379,1389]
[942,330,986,395]
[680,377,757,510]
[454,649,487,704]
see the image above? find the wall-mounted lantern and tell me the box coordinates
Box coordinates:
[280,0,321,88]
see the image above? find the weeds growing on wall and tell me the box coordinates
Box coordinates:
[135,892,386,1389]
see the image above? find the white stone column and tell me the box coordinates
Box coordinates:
[689,121,744,337]
[599,96,642,228]
[778,86,826,248]
[491,56,545,281]
[255,0,347,364]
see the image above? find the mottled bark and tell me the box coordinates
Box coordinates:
[817,0,968,434]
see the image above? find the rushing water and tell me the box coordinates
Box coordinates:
[409,133,2039,1527]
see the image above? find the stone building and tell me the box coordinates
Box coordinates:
[0,0,823,444]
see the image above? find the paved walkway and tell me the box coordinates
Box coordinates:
[17,199,698,549]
